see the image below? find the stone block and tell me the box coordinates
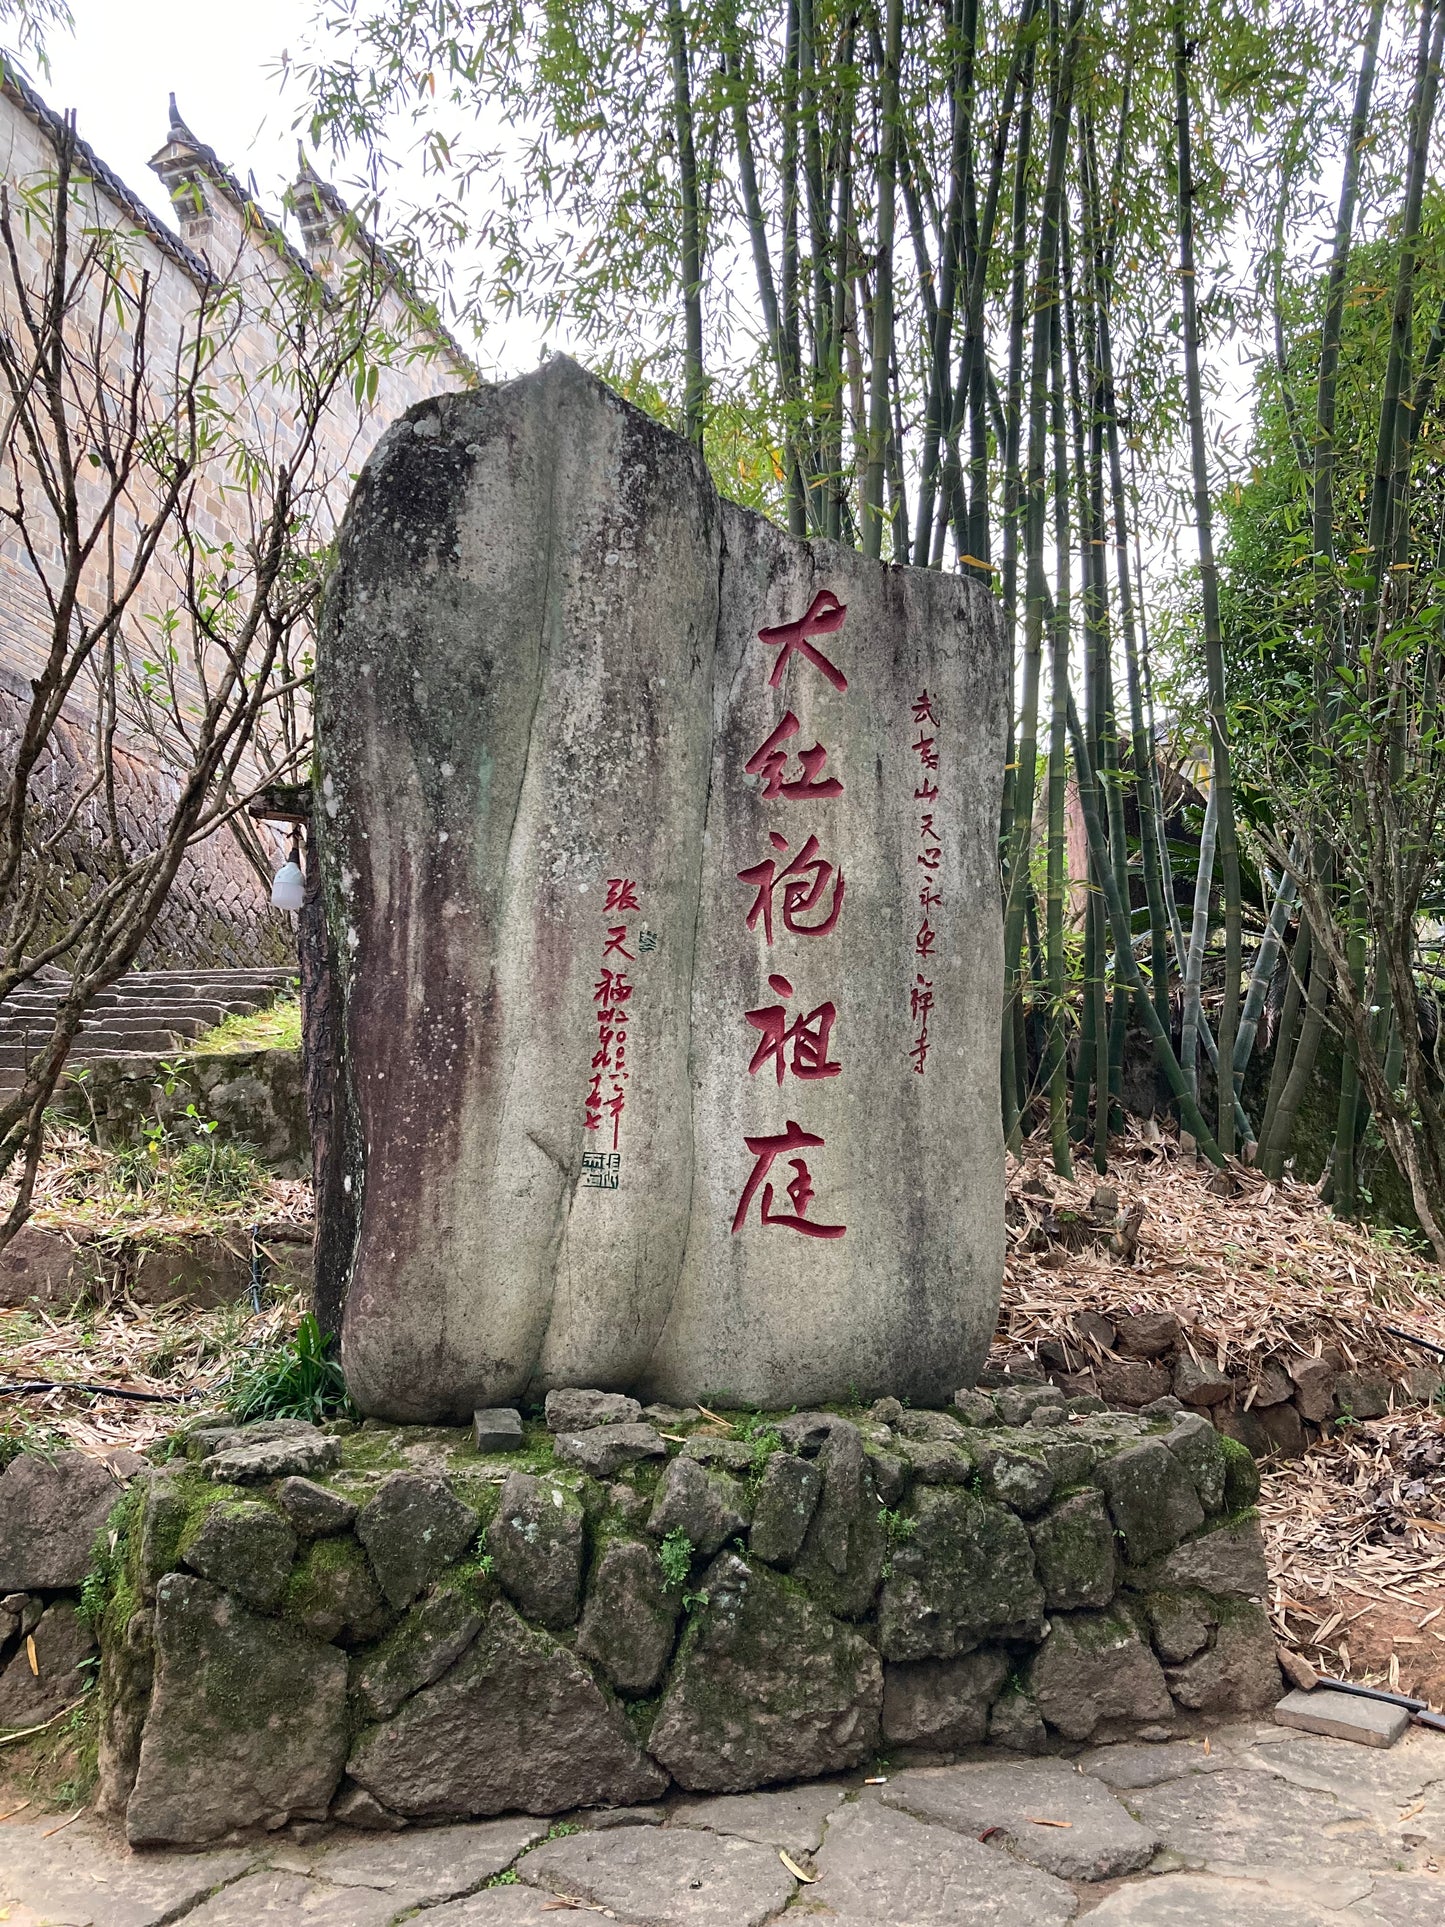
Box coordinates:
[130,1237,251,1308]
[205,1427,342,1483]
[1096,1358,1172,1407]
[646,1456,750,1562]
[1141,1589,1213,1664]
[747,1453,823,1567]
[543,1389,641,1433]
[1094,1438,1205,1565]
[880,1649,1009,1751]
[789,1427,887,1622]
[1217,1432,1261,1509]
[519,1825,795,1927]
[995,1384,1063,1426]
[346,1599,666,1817]
[318,360,1008,1421]
[275,1476,358,1538]
[1166,1600,1281,1714]
[0,1223,84,1307]
[648,1553,881,1791]
[552,1423,666,1477]
[1288,1354,1338,1423]
[1217,1399,1306,1461]
[894,1438,974,1485]
[974,1444,1054,1515]
[1029,1489,1116,1610]
[951,1389,999,1426]
[0,1600,96,1726]
[182,1499,296,1610]
[1252,1362,1294,1408]
[1161,1412,1228,1513]
[357,1472,479,1609]
[486,1472,585,1628]
[1124,1514,1269,1598]
[281,1535,390,1646]
[1172,1354,1233,1407]
[1335,1373,1391,1421]
[1028,1607,1174,1741]
[988,1685,1047,1753]
[576,1538,680,1696]
[126,1573,348,1845]
[0,1448,133,1591]
[878,1486,1044,1661]
[473,1408,524,1453]
[353,1586,485,1722]
[896,1408,967,1441]
[1111,1311,1180,1359]
[1273,1686,1409,1747]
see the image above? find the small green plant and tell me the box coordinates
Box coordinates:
[878,1505,917,1579]
[546,1821,581,1839]
[485,1869,520,1887]
[227,1312,355,1424]
[680,1588,708,1613]
[658,1527,694,1592]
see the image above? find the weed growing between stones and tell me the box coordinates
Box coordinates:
[878,1505,917,1578]
[658,1528,694,1592]
[227,1313,354,1425]
[485,1869,520,1886]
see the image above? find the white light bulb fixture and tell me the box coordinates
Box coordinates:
[271,832,305,912]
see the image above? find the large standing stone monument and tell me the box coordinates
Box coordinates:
[316,358,1007,1420]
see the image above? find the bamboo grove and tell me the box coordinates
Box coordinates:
[300,0,1445,1249]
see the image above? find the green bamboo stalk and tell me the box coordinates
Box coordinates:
[666,0,704,447]
[1174,14,1242,1154]
[862,0,902,559]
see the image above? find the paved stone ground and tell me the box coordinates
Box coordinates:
[2,1720,1444,1925]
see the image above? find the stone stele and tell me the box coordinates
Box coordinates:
[316,356,1007,1419]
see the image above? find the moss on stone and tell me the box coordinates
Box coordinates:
[1218,1433,1261,1510]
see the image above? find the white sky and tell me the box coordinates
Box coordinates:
[39,0,548,379]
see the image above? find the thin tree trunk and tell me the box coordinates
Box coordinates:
[862,0,902,558]
[666,0,705,446]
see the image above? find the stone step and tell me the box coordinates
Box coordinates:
[0,1000,252,1028]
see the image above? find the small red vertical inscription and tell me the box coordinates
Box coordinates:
[583,879,641,1184]
[910,693,940,1074]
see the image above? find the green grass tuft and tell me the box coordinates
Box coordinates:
[227,1312,355,1424]
[190,995,301,1054]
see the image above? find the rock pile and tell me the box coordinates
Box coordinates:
[0,1388,1281,1846]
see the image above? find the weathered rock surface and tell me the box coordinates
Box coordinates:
[670,1784,846,1856]
[879,1487,1044,1660]
[126,1573,348,1844]
[577,1537,680,1696]
[276,1476,358,1537]
[1124,1515,1269,1597]
[282,1533,390,1645]
[305,1816,545,1907]
[473,1407,525,1452]
[881,1649,1009,1751]
[357,1471,479,1609]
[0,1599,96,1725]
[520,1826,795,1927]
[646,1456,750,1561]
[1162,1413,1228,1513]
[182,1498,296,1609]
[553,1423,666,1477]
[1165,1601,1281,1713]
[319,359,1008,1420]
[1080,1739,1226,1790]
[880,1758,1160,1880]
[804,1799,1078,1927]
[789,1422,886,1618]
[545,1389,642,1432]
[648,1552,881,1791]
[1029,1489,1116,1610]
[0,1448,130,1590]
[1141,1589,1214,1663]
[0,1811,256,1927]
[346,1599,665,1817]
[352,1585,483,1720]
[1028,1608,1173,1741]
[747,1452,823,1566]
[974,1443,1054,1514]
[204,1425,342,1483]
[487,1471,586,1627]
[1095,1439,1205,1565]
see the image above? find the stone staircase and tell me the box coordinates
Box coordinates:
[0,968,295,1094]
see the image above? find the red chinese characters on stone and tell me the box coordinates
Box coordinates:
[909,695,942,1074]
[744,974,842,1084]
[757,589,849,693]
[745,712,844,800]
[737,831,845,946]
[730,1120,847,1239]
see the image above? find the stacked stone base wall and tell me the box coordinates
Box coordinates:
[0,1382,1282,1846]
